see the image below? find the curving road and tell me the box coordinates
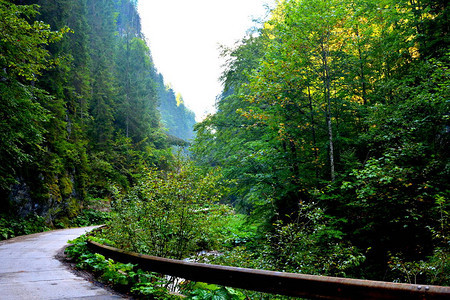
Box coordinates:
[0,226,125,299]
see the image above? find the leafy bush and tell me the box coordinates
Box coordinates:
[69,209,111,227]
[388,248,450,285]
[65,235,180,299]
[185,283,246,300]
[0,214,50,240]
[205,203,365,278]
[212,213,259,250]
[258,203,364,277]
[102,161,227,259]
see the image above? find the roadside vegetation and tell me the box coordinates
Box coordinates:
[66,156,447,298]
[0,214,50,240]
[0,208,110,241]
[1,0,448,298]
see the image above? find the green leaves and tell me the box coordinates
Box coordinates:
[192,0,449,284]
[104,160,227,259]
[0,213,49,240]
[0,1,69,191]
[187,283,246,300]
[65,235,177,299]
[0,0,69,81]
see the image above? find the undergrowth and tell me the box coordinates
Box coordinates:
[66,235,179,299]
[65,234,283,299]
[0,214,50,240]
[0,208,111,241]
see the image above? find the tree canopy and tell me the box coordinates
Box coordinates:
[193,0,449,282]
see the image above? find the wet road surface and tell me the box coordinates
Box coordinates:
[0,226,125,299]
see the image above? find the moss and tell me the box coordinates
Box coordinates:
[66,197,82,218]
[55,216,70,228]
[60,174,74,198]
[48,175,62,203]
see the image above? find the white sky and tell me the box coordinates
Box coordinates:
[137,0,274,121]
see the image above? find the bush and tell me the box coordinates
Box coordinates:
[102,161,227,259]
[388,248,450,285]
[69,209,111,227]
[185,283,246,300]
[65,235,180,299]
[0,214,50,240]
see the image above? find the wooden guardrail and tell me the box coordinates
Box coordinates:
[87,240,450,300]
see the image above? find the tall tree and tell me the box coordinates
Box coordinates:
[158,75,196,142]
[1,0,184,218]
[0,0,68,212]
[193,0,449,282]
[86,0,117,149]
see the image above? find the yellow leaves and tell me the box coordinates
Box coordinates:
[247,95,257,104]
[176,93,184,106]
[352,95,364,104]
[409,45,420,59]
[238,108,270,122]
[263,22,276,40]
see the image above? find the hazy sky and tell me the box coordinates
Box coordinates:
[137,0,274,121]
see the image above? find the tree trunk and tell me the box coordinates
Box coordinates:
[321,37,336,181]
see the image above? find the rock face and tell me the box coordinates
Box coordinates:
[7,174,82,222]
[9,179,34,217]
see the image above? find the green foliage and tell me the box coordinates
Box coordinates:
[0,214,50,240]
[0,0,68,192]
[130,271,176,299]
[0,81,50,190]
[205,204,364,278]
[69,209,111,227]
[213,213,258,250]
[65,235,180,299]
[388,248,450,285]
[0,0,195,225]
[158,75,196,142]
[0,0,69,80]
[186,283,246,300]
[263,204,365,277]
[103,159,227,258]
[192,0,449,284]
[1,0,448,290]
[115,36,159,144]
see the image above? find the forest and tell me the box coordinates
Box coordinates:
[1,0,449,298]
[192,0,449,285]
[0,0,195,222]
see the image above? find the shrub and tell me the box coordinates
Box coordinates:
[69,209,111,227]
[65,235,180,299]
[103,161,226,259]
[0,214,50,240]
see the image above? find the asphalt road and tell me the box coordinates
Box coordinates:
[0,226,124,299]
